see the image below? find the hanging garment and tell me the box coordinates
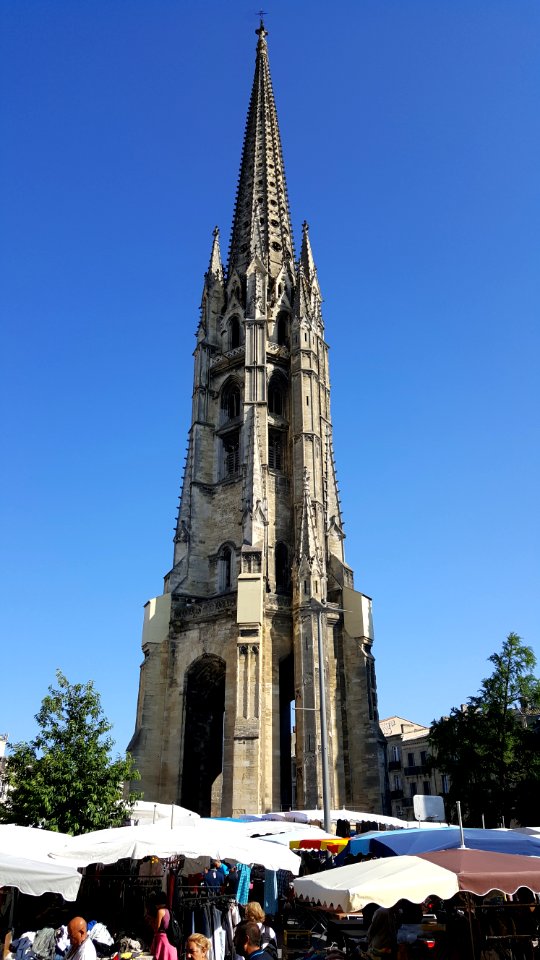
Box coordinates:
[263,871,278,917]
[208,906,226,960]
[236,865,251,906]
[276,870,291,898]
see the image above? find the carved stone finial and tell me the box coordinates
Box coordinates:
[256,13,268,38]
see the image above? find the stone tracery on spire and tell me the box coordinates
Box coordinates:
[228,21,295,279]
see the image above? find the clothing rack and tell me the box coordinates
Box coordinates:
[174,895,237,907]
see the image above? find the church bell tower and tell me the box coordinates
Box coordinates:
[129,21,386,816]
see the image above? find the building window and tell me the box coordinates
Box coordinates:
[420,750,427,766]
[222,430,240,478]
[275,542,290,594]
[218,545,234,592]
[441,774,450,794]
[229,316,240,349]
[276,310,290,347]
[221,382,241,422]
[393,775,402,790]
[391,745,400,763]
[423,781,431,795]
[268,429,284,471]
[407,752,415,767]
[410,783,417,798]
[268,380,284,416]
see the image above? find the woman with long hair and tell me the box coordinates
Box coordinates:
[148,895,178,960]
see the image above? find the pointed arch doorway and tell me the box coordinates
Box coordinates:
[279,652,295,810]
[180,655,226,816]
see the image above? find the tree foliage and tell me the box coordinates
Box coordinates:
[429,633,540,827]
[0,671,140,834]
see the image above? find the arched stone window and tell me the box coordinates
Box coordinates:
[276,310,290,347]
[218,544,234,592]
[268,429,284,471]
[268,371,288,419]
[220,380,241,423]
[229,316,241,349]
[222,430,240,478]
[275,542,290,594]
[268,380,284,416]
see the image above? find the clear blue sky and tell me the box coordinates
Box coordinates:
[1,1,539,761]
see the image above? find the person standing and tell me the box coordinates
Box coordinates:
[243,903,276,952]
[65,919,96,960]
[148,896,178,960]
[234,922,274,960]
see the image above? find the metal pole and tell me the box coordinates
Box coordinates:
[316,604,331,834]
[456,800,466,848]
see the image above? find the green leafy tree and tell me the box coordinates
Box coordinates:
[429,633,540,827]
[0,671,140,834]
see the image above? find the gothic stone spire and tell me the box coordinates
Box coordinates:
[228,20,295,279]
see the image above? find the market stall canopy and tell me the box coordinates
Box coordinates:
[294,848,540,913]
[343,827,540,859]
[0,825,72,859]
[261,827,335,847]
[289,837,349,854]
[49,820,301,874]
[266,808,409,828]
[294,856,458,912]
[0,851,82,900]
[129,801,199,825]
[419,848,540,896]
[214,820,334,843]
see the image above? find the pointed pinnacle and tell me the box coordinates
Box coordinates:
[300,220,318,286]
[207,226,224,283]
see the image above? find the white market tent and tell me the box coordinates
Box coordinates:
[293,856,458,912]
[0,825,83,900]
[257,827,335,847]
[266,808,410,829]
[0,824,73,858]
[0,851,82,901]
[129,801,200,826]
[50,819,301,874]
[208,820,334,841]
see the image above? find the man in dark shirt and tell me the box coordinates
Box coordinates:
[234,922,274,960]
[203,860,226,891]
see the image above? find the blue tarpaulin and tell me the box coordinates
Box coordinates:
[338,827,540,862]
